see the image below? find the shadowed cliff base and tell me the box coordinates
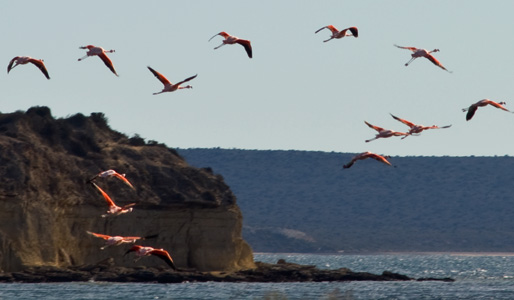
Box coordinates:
[0,106,254,272]
[0,259,454,283]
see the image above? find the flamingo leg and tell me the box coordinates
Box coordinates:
[323,37,334,43]
[214,43,226,50]
[365,137,378,143]
[78,55,89,61]
[405,57,417,66]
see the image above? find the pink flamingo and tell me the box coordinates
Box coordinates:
[147,67,197,95]
[209,32,252,58]
[89,169,135,190]
[90,182,135,217]
[125,245,176,270]
[390,114,451,138]
[87,231,157,250]
[394,44,451,72]
[7,56,50,79]
[78,45,118,76]
[315,25,358,42]
[364,121,408,142]
[463,99,511,121]
[343,151,392,169]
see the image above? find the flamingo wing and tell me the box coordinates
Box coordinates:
[489,101,510,112]
[125,245,143,255]
[122,203,136,210]
[176,74,198,86]
[364,121,384,132]
[87,231,112,240]
[392,131,408,136]
[147,66,171,85]
[346,26,358,37]
[112,172,135,190]
[120,236,143,242]
[325,25,339,34]
[236,39,253,58]
[343,159,355,169]
[91,182,117,207]
[149,249,177,270]
[390,114,415,128]
[466,105,478,121]
[425,54,450,72]
[426,124,452,130]
[98,53,118,76]
[7,57,19,73]
[394,44,417,51]
[29,59,50,79]
[370,154,392,166]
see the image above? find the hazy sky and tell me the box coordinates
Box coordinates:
[2,1,514,157]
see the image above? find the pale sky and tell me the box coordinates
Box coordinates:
[2,1,514,157]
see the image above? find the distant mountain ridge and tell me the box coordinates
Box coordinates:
[178,148,514,253]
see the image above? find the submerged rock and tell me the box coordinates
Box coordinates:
[0,259,454,283]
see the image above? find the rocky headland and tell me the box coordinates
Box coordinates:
[0,107,453,283]
[0,106,253,273]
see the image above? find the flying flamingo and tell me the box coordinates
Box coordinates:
[7,56,50,79]
[315,25,358,42]
[364,121,408,142]
[390,114,452,139]
[463,99,511,121]
[90,182,135,217]
[89,169,135,190]
[87,231,157,250]
[343,151,392,169]
[125,245,176,270]
[208,32,252,58]
[147,67,197,95]
[78,45,118,76]
[394,44,452,72]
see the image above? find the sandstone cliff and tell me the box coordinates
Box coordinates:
[0,106,255,272]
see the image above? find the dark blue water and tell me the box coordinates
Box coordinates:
[2,253,514,299]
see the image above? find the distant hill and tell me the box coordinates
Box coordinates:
[178,148,514,253]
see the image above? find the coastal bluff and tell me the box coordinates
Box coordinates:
[0,106,254,272]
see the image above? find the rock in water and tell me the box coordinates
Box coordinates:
[0,106,255,272]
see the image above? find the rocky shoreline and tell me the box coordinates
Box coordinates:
[0,259,454,283]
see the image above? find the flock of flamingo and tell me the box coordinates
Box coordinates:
[309,27,513,169]
[6,31,253,93]
[86,170,177,270]
[6,26,514,268]
[6,31,254,271]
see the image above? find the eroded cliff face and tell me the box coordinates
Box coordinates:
[0,106,255,272]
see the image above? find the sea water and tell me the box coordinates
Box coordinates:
[1,253,514,299]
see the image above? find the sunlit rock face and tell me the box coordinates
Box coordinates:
[0,106,255,272]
